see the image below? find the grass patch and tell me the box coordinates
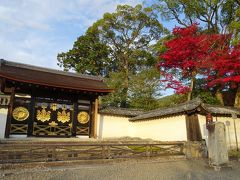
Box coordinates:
[228,150,240,159]
[128,146,162,152]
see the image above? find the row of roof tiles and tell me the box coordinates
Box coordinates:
[100,98,240,121]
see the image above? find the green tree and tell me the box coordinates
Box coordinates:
[157,94,187,108]
[58,4,168,107]
[128,68,161,110]
[155,0,240,34]
[58,28,110,76]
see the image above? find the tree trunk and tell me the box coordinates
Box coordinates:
[234,86,240,108]
[120,87,128,108]
[216,89,224,105]
[187,73,196,101]
[120,55,129,108]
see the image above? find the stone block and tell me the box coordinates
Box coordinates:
[208,122,228,167]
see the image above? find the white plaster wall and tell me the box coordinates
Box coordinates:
[216,117,240,150]
[97,114,187,141]
[198,115,208,140]
[97,113,239,145]
[198,114,240,149]
[131,115,187,141]
[0,108,8,138]
[97,114,134,139]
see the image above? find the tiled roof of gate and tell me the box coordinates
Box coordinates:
[99,107,143,117]
[0,59,113,93]
[129,98,240,121]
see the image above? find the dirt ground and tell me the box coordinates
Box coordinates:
[0,158,240,180]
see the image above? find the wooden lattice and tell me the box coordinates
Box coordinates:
[76,127,89,135]
[33,124,71,136]
[10,124,28,134]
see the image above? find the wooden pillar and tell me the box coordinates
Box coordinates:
[5,87,15,138]
[0,78,6,92]
[90,97,98,138]
[94,98,98,138]
[72,101,78,137]
[27,95,35,136]
[185,113,202,141]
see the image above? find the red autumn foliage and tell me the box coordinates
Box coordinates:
[158,24,240,94]
[207,43,240,89]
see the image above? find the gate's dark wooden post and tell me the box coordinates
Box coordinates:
[91,97,98,138]
[72,100,78,137]
[27,95,35,136]
[5,87,15,138]
[185,114,202,141]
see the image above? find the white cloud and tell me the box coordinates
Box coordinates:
[0,0,142,70]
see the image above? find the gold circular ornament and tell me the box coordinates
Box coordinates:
[77,111,89,124]
[12,107,29,121]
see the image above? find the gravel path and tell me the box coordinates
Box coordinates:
[1,159,240,180]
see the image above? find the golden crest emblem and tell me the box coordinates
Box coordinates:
[36,106,51,122]
[77,111,89,124]
[12,107,29,121]
[57,108,70,123]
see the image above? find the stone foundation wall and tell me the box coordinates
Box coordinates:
[184,141,208,158]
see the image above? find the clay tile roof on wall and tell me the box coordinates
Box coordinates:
[0,59,113,93]
[99,107,143,117]
[129,98,202,121]
[203,104,240,116]
[129,98,240,121]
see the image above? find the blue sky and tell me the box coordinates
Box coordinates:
[0,0,177,69]
[0,0,145,69]
[0,0,177,96]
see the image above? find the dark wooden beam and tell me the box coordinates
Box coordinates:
[89,99,93,138]
[0,78,6,92]
[90,97,98,138]
[185,114,202,141]
[72,101,78,137]
[27,95,35,137]
[5,87,15,138]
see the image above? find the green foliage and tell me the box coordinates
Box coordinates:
[194,92,221,105]
[128,68,161,110]
[93,4,168,72]
[192,78,222,105]
[102,68,161,110]
[57,29,110,76]
[229,150,240,159]
[155,0,240,35]
[157,94,187,108]
[58,4,167,108]
[101,72,128,107]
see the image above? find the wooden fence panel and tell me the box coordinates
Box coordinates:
[0,141,185,163]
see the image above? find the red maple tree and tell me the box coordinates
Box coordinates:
[158,24,240,105]
[207,44,240,87]
[207,42,240,106]
[158,24,212,100]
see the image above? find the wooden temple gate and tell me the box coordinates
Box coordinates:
[10,96,94,137]
[0,59,112,138]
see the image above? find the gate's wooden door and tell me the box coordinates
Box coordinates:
[33,99,73,137]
